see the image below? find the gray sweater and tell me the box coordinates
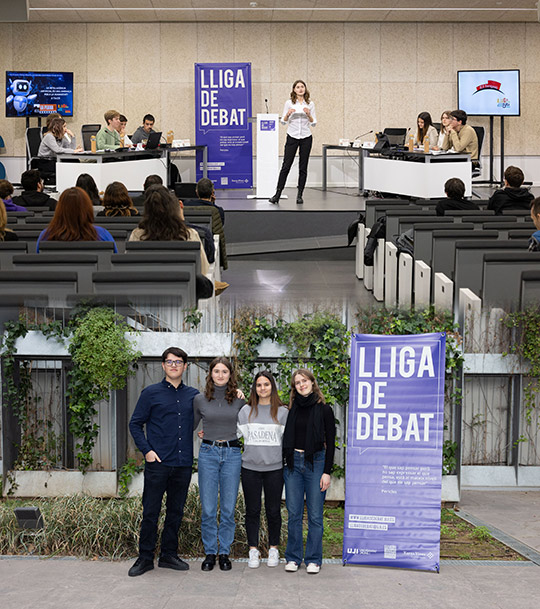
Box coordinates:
[38,132,77,157]
[193,385,244,442]
[238,404,288,472]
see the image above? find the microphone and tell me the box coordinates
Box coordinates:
[265,98,269,113]
[354,130,373,140]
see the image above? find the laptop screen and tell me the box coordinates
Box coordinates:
[145,131,162,149]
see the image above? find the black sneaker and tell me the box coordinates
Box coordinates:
[201,554,216,571]
[128,557,154,577]
[158,555,190,571]
[219,554,232,571]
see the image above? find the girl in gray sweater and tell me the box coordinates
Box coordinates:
[237,371,288,569]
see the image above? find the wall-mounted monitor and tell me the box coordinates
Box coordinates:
[5,71,74,118]
[457,69,520,117]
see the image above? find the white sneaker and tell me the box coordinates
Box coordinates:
[285,561,298,572]
[248,548,260,569]
[306,563,320,574]
[267,547,280,567]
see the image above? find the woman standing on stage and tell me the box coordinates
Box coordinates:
[282,369,335,574]
[269,80,317,205]
[193,357,245,572]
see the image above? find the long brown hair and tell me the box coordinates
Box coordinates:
[247,371,282,423]
[289,368,325,408]
[290,79,310,104]
[137,185,189,241]
[103,181,137,217]
[42,187,97,242]
[204,357,238,404]
[416,111,433,144]
[48,117,66,140]
[0,199,15,241]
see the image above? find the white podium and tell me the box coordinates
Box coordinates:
[247,113,284,199]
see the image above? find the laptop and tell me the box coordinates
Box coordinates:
[145,131,162,149]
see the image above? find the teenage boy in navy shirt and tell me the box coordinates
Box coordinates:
[128,346,199,577]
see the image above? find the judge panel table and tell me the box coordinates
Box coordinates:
[321,144,369,195]
[363,151,472,199]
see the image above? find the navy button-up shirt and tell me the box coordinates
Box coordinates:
[129,378,200,467]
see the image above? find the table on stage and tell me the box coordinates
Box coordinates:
[322,144,471,198]
[55,145,208,193]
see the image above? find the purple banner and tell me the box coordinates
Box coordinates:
[195,63,252,189]
[343,333,446,572]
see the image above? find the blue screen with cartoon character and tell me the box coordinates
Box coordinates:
[6,71,74,117]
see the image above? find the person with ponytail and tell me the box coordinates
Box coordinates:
[237,371,288,569]
[282,369,336,575]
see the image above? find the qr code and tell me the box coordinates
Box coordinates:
[220,177,228,185]
[384,545,397,559]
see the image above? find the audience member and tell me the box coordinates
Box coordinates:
[36,187,117,253]
[487,166,533,215]
[12,170,57,210]
[528,197,540,252]
[76,173,102,206]
[132,174,163,206]
[183,177,225,225]
[442,109,479,165]
[414,112,437,148]
[38,117,82,157]
[97,181,139,217]
[0,179,26,212]
[131,114,156,145]
[435,178,480,216]
[96,110,122,150]
[0,199,18,241]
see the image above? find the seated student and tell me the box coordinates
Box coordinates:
[76,173,102,206]
[0,199,19,241]
[414,112,438,148]
[97,181,139,217]
[131,174,163,207]
[96,110,122,150]
[38,117,82,157]
[432,110,453,151]
[529,197,540,252]
[36,187,117,253]
[0,179,26,212]
[442,109,479,166]
[131,114,157,146]
[183,177,225,225]
[118,114,134,147]
[435,178,480,216]
[487,166,534,215]
[12,170,58,210]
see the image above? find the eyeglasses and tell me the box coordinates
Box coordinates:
[164,359,184,367]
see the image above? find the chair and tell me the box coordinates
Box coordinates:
[471,125,485,198]
[26,127,55,183]
[39,241,115,267]
[383,128,408,147]
[0,241,28,269]
[81,124,101,151]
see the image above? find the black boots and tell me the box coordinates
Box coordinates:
[296,189,304,204]
[269,189,282,204]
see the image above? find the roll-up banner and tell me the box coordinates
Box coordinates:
[194,62,252,189]
[343,332,446,572]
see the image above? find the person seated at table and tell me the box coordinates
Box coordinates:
[36,187,118,253]
[0,199,19,241]
[96,110,122,150]
[131,114,157,145]
[435,178,480,216]
[76,173,102,206]
[414,112,438,148]
[487,166,533,215]
[118,114,133,147]
[131,174,163,206]
[39,117,82,157]
[442,109,478,166]
[0,179,26,212]
[12,170,57,211]
[183,177,225,225]
[432,110,453,151]
[528,197,540,251]
[97,181,139,217]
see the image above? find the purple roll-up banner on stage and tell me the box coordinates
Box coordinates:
[343,332,446,572]
[195,62,252,189]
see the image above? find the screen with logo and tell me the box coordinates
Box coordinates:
[457,70,520,117]
[6,71,74,118]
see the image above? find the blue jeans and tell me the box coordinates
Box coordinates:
[284,450,326,566]
[198,443,242,555]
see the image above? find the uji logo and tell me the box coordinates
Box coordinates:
[497,97,511,109]
[473,80,504,94]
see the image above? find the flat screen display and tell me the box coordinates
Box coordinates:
[457,70,520,117]
[5,71,74,118]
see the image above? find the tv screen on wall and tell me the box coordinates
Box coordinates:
[457,69,520,117]
[5,71,74,118]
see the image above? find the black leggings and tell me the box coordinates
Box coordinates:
[276,134,313,192]
[241,467,284,547]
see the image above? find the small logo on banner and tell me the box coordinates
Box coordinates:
[260,120,275,131]
[384,545,397,559]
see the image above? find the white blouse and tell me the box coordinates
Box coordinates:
[280,99,317,139]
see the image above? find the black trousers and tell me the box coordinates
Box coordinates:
[276,134,313,192]
[241,466,284,547]
[139,461,192,560]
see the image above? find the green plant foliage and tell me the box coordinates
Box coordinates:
[442,440,458,476]
[471,525,492,542]
[117,458,145,499]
